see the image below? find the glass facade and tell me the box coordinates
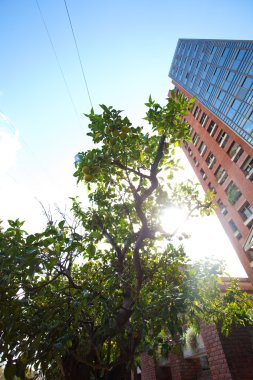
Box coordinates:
[169,39,253,146]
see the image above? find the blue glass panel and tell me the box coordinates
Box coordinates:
[242,77,253,89]
[228,108,236,119]
[169,39,253,147]
[243,120,253,133]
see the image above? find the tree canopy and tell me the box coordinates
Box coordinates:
[0,93,252,380]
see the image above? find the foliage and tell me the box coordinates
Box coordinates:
[184,327,198,351]
[0,93,252,379]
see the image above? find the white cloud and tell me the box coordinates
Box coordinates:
[0,127,20,175]
[0,111,11,123]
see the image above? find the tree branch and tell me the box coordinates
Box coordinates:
[93,213,123,262]
[26,273,61,292]
[58,266,82,289]
[141,134,166,202]
[112,160,150,179]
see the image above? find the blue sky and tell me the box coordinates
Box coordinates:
[1,0,253,275]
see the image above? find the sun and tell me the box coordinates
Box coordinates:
[160,207,189,236]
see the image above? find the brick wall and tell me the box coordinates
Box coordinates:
[219,325,253,380]
[155,366,172,380]
[201,324,232,380]
[140,352,157,380]
[169,352,204,380]
[201,323,253,380]
[141,323,253,380]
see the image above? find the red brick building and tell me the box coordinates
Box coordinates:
[169,39,253,283]
[137,39,253,380]
[178,83,253,283]
[135,281,253,380]
[137,322,253,380]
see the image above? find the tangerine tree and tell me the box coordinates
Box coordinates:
[0,93,252,380]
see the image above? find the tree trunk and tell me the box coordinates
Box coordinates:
[61,356,92,380]
[61,356,131,380]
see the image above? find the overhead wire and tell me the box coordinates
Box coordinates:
[2,2,94,190]
[1,2,94,226]
[63,0,93,109]
[35,0,82,124]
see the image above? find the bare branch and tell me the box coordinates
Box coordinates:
[36,198,53,224]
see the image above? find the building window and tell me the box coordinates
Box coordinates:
[214,67,220,75]
[193,157,199,167]
[241,76,252,89]
[219,47,229,65]
[211,67,221,84]
[189,102,195,113]
[216,130,229,148]
[227,142,243,162]
[198,142,207,156]
[238,202,253,226]
[249,63,253,76]
[215,90,225,108]
[206,152,217,169]
[205,85,213,100]
[227,99,241,119]
[188,124,193,136]
[226,71,234,81]
[207,121,217,136]
[200,168,207,180]
[232,49,245,70]
[215,166,228,185]
[193,106,201,119]
[187,147,193,156]
[217,199,228,216]
[237,77,253,99]
[223,71,235,90]
[198,79,203,88]
[226,181,242,205]
[204,63,209,72]
[243,111,253,134]
[200,112,209,127]
[192,132,200,146]
[240,156,253,178]
[228,219,242,240]
[208,182,216,193]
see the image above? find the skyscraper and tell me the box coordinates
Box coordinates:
[169,39,253,283]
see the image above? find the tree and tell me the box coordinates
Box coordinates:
[0,93,252,380]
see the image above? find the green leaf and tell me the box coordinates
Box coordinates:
[58,220,65,229]
[4,362,16,380]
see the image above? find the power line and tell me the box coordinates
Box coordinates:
[63,0,93,109]
[35,0,81,122]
